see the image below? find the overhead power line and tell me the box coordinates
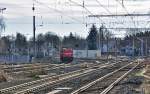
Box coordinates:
[33,0,83,23]
[95,0,112,14]
[88,13,150,17]
[95,0,125,26]
[104,27,150,30]
[114,0,137,29]
[68,0,105,24]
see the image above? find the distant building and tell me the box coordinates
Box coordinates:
[97,38,119,55]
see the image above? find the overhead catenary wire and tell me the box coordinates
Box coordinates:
[2,0,150,32]
[95,0,126,28]
[114,0,137,29]
[68,0,105,25]
[33,0,83,23]
[95,0,112,14]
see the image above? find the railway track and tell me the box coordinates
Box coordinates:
[71,61,141,94]
[0,62,95,89]
[3,60,104,73]
[2,58,122,73]
[5,60,118,78]
[4,63,90,76]
[3,63,65,73]
[0,61,121,94]
[32,60,139,94]
[13,60,129,94]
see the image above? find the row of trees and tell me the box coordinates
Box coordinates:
[87,25,150,56]
[0,24,114,56]
[123,31,150,56]
[122,31,150,48]
[125,31,150,39]
[1,22,149,56]
[0,32,86,56]
[87,24,113,50]
[0,16,5,33]
[0,32,60,55]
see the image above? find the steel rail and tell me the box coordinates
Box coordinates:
[71,61,138,94]
[0,62,117,94]
[5,63,86,74]
[3,64,67,72]
[100,62,140,94]
[14,63,117,94]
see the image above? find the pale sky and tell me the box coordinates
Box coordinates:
[0,0,150,38]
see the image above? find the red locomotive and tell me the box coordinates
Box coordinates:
[60,48,73,63]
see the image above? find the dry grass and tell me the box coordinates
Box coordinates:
[0,75,7,83]
[140,64,150,94]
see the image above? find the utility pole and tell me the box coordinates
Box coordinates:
[136,37,144,57]
[98,26,100,56]
[0,8,6,35]
[32,3,36,58]
[132,36,135,57]
[122,0,124,7]
[99,25,104,55]
[145,38,148,56]
[115,38,117,61]
[141,39,144,57]
[106,34,109,61]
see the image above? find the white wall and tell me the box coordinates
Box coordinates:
[73,50,101,59]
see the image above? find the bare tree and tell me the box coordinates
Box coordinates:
[0,16,5,34]
[0,16,5,54]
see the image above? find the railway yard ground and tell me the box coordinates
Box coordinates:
[0,58,149,94]
[1,0,150,93]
